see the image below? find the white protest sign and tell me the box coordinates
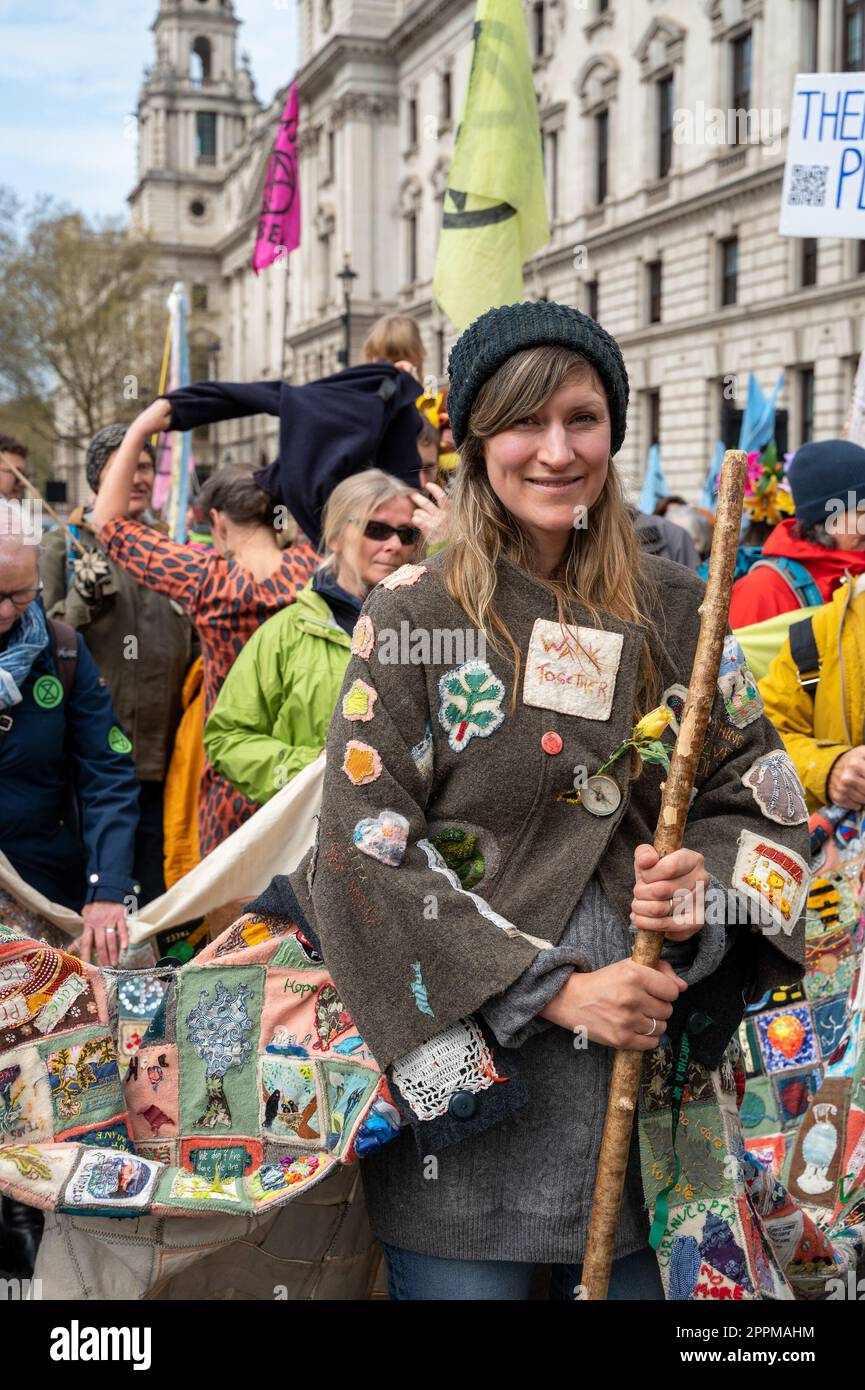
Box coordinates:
[779,73,865,239]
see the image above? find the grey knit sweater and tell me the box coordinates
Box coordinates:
[359,875,729,1264]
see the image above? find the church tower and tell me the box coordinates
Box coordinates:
[129,0,261,275]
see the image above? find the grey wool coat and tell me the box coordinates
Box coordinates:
[290,550,809,1083]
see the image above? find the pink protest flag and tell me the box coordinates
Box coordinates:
[252,82,301,273]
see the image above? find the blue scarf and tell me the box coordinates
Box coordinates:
[0,602,50,711]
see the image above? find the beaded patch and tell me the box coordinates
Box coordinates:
[732,830,809,936]
[353,809,409,867]
[718,637,764,729]
[741,750,808,826]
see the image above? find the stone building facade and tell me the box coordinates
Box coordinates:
[56,0,865,503]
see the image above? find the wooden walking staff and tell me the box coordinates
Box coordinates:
[581,449,748,1301]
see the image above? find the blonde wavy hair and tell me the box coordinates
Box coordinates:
[444,346,660,733]
[318,467,416,595]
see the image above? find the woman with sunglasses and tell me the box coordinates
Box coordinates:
[204,470,418,806]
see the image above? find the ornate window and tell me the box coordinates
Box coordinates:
[577,56,619,208]
[400,178,423,287]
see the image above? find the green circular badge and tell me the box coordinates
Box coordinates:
[33,675,64,710]
[108,725,133,754]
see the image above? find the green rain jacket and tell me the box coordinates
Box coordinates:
[204,581,352,805]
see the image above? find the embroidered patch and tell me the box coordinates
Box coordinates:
[788,1078,851,1208]
[661,683,689,735]
[438,660,505,752]
[391,1018,501,1121]
[61,1148,160,1212]
[0,1044,53,1143]
[640,1102,735,1206]
[342,679,378,722]
[718,637,764,728]
[351,614,375,659]
[181,1136,262,1180]
[428,827,485,889]
[380,563,427,590]
[156,1166,251,1213]
[178,968,262,1136]
[311,982,352,1051]
[353,809,409,867]
[732,830,808,935]
[522,619,624,721]
[813,996,847,1059]
[342,740,382,785]
[40,1029,124,1130]
[741,750,808,826]
[409,962,434,1017]
[410,720,434,787]
[322,1063,377,1149]
[260,1057,322,1144]
[248,1152,324,1207]
[774,1067,822,1124]
[755,1005,818,1074]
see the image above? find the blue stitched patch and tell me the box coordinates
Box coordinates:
[409,962,434,1017]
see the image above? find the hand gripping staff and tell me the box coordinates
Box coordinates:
[581,450,748,1301]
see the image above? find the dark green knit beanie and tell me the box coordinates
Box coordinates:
[447,301,629,455]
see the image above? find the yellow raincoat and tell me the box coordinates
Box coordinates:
[759,573,865,810]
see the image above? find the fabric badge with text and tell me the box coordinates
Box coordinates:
[523,620,623,721]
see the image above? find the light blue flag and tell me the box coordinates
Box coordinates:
[700,439,726,511]
[738,371,784,456]
[637,443,669,514]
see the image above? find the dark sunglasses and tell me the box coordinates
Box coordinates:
[361,520,420,545]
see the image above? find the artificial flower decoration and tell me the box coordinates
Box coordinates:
[596,704,676,776]
[742,442,796,526]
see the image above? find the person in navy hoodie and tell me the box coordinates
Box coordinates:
[0,506,139,969]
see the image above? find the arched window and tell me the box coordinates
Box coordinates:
[191,37,212,86]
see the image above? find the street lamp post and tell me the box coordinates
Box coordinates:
[336,253,358,368]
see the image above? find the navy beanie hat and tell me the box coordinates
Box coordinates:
[787,439,865,527]
[446,301,629,453]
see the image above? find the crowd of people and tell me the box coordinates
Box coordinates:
[1,301,864,1301]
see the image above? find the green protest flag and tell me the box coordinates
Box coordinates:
[432,0,550,331]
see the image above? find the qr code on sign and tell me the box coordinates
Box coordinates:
[788,163,829,207]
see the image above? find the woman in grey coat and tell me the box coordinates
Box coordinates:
[289,302,809,1300]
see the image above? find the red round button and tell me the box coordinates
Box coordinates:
[541,731,563,755]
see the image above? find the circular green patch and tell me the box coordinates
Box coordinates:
[33,675,64,709]
[108,725,133,755]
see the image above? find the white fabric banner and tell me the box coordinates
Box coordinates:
[0,755,324,944]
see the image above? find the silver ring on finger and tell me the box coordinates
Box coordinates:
[668,895,675,916]
[643,1017,658,1037]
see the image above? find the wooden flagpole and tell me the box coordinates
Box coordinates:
[581,449,748,1301]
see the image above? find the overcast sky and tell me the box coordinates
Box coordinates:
[0,0,299,221]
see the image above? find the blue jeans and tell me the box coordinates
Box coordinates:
[380,1241,664,1301]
